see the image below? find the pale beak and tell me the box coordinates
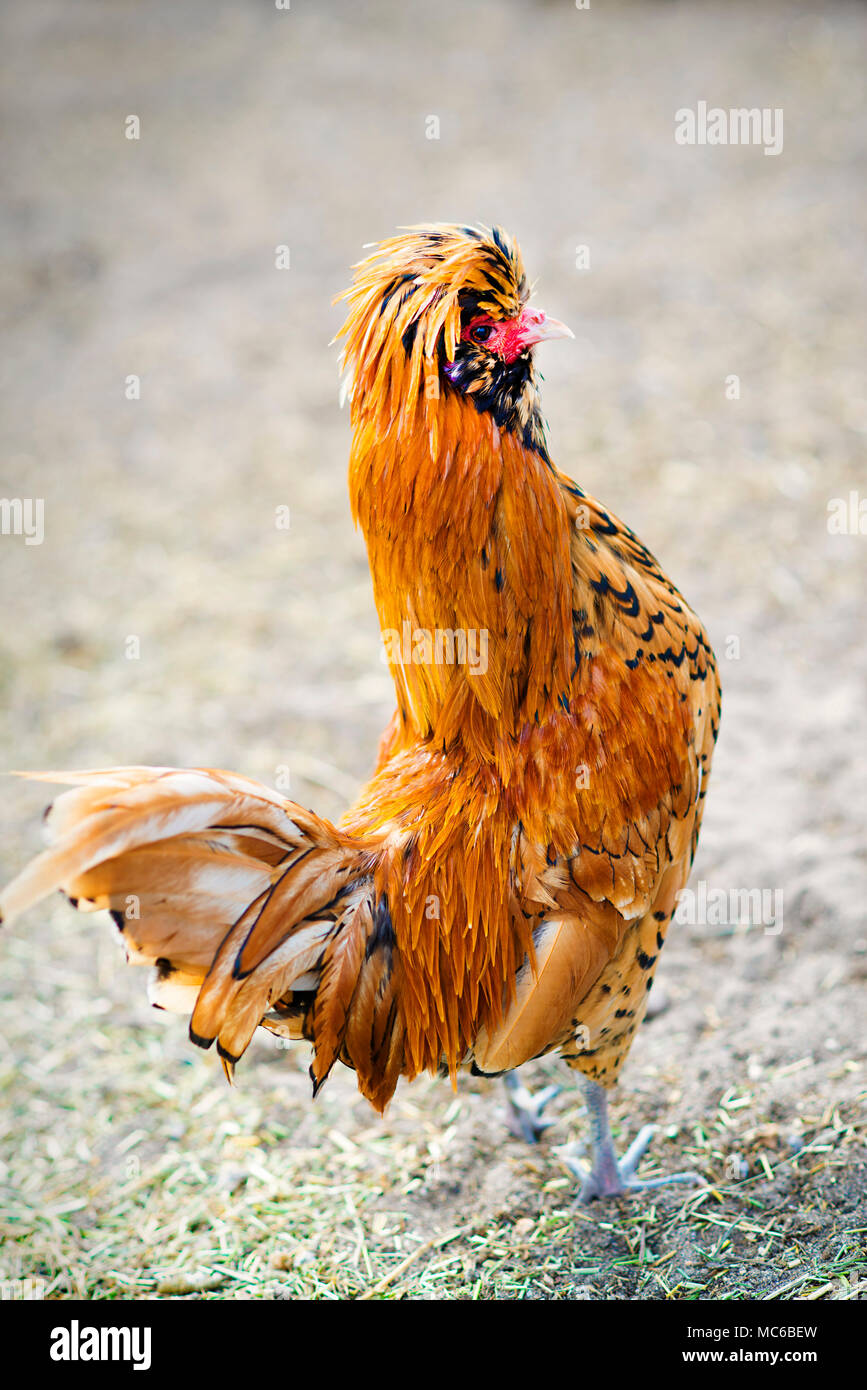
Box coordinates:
[516,306,575,350]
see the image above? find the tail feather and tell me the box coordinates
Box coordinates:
[200,917,335,1064]
[187,845,364,1041]
[148,961,207,1015]
[2,767,407,1110]
[72,837,277,969]
[344,927,404,1109]
[309,888,373,1093]
[0,768,307,924]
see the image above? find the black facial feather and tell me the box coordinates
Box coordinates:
[443,340,549,461]
[447,228,545,454]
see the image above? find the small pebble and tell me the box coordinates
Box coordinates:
[724,1153,750,1180]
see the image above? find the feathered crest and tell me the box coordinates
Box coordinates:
[334,224,528,441]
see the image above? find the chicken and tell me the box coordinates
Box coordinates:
[0,224,720,1200]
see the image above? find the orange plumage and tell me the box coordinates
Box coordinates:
[0,225,719,1196]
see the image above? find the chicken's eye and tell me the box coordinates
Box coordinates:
[471,323,493,343]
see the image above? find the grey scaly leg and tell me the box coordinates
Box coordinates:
[560,1078,705,1202]
[503,1069,562,1144]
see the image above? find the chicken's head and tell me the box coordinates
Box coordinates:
[335,223,572,454]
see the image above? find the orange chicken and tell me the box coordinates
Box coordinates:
[1,225,720,1198]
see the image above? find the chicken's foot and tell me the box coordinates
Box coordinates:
[560,1078,705,1202]
[503,1070,562,1144]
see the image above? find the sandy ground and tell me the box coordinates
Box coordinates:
[0,1,865,1300]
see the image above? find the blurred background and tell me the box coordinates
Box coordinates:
[0,0,864,1300]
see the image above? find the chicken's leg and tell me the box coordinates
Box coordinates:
[561,1078,704,1202]
[503,1070,562,1143]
